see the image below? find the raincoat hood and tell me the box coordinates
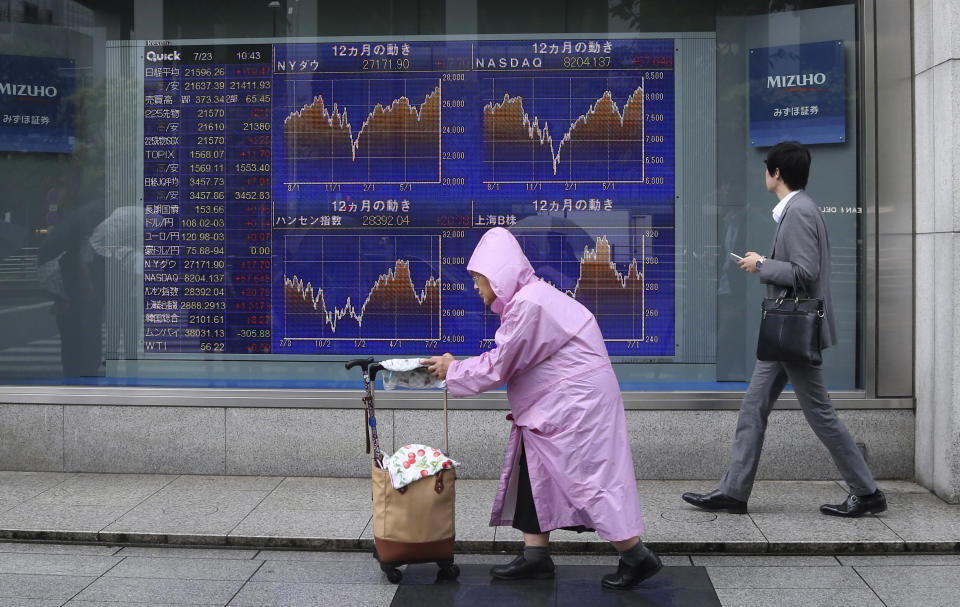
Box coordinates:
[466,227,537,315]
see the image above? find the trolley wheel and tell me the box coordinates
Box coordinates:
[437,563,460,580]
[385,567,403,583]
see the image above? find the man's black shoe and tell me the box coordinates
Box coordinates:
[682,489,748,514]
[601,549,663,589]
[820,489,887,517]
[489,554,555,580]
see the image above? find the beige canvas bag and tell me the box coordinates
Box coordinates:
[370,387,457,563]
[371,464,456,562]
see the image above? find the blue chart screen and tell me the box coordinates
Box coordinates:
[142,38,675,358]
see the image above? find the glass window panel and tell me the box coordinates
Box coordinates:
[0,0,862,390]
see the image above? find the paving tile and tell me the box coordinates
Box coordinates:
[748,511,902,548]
[692,555,839,567]
[104,556,262,580]
[838,554,960,566]
[115,546,261,560]
[0,499,26,514]
[872,491,960,544]
[875,480,937,494]
[0,599,62,607]
[0,472,74,505]
[643,509,767,549]
[0,542,121,556]
[230,508,371,542]
[165,475,284,492]
[714,588,884,606]
[0,573,96,601]
[855,565,960,592]
[227,581,396,606]
[738,480,853,513]
[448,482,496,543]
[250,559,392,584]
[706,565,868,589]
[250,477,372,511]
[492,524,523,546]
[0,503,131,534]
[102,488,270,536]
[869,587,960,607]
[71,577,244,604]
[0,553,122,576]
[637,482,766,544]
[65,602,220,607]
[26,474,176,507]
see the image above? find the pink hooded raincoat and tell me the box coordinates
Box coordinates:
[445,228,644,541]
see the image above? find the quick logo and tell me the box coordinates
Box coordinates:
[145,50,181,62]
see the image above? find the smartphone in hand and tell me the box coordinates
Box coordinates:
[729,252,744,262]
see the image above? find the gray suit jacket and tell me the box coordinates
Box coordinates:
[756,190,838,349]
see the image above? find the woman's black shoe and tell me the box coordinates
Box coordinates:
[820,490,887,517]
[682,489,748,514]
[489,554,556,580]
[601,549,663,589]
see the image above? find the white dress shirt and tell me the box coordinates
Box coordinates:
[772,189,801,223]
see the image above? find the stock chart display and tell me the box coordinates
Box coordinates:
[141,38,675,357]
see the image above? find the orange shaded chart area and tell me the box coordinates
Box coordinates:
[283,82,441,184]
[568,236,645,321]
[283,260,441,340]
[483,86,644,183]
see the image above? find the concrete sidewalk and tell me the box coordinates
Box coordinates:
[1,472,957,554]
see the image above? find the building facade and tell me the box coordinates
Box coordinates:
[0,1,954,502]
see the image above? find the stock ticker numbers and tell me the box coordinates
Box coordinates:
[142,39,675,357]
[143,44,273,354]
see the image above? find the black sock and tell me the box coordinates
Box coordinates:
[618,542,648,567]
[523,545,549,562]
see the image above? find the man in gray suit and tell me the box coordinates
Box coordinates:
[682,141,887,518]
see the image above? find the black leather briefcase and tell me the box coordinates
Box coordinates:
[756,296,824,365]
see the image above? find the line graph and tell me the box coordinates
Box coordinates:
[566,235,644,334]
[483,77,650,184]
[265,39,674,357]
[280,234,442,342]
[279,78,442,185]
[502,230,673,352]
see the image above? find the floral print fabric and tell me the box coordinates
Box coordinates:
[385,443,459,489]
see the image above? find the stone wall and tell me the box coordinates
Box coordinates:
[0,404,914,481]
[914,0,960,503]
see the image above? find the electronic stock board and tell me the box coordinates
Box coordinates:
[141,38,675,357]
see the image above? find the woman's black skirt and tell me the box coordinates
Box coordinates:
[512,444,593,535]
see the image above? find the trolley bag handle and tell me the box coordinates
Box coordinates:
[443,387,449,455]
[345,357,384,382]
[345,357,385,467]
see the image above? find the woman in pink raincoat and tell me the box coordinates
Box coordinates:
[423,227,661,589]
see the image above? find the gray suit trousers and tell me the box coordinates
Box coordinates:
[719,360,877,502]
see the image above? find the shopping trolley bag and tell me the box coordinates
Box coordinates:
[345,357,460,584]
